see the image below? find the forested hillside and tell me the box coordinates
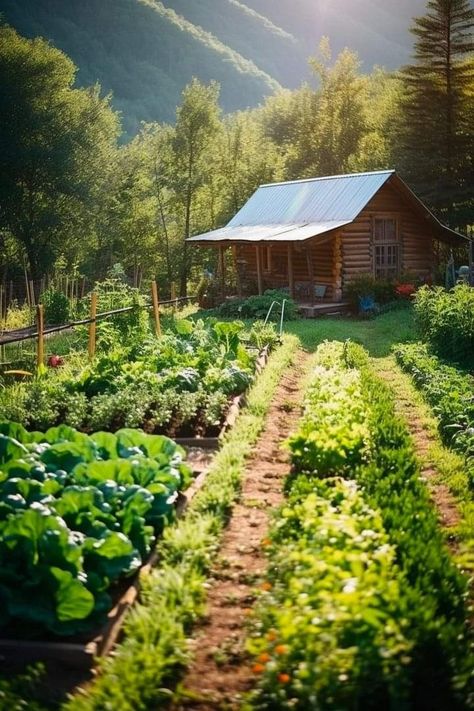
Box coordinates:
[1,0,430,137]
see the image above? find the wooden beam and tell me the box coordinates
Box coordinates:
[333,232,343,301]
[306,246,315,305]
[287,243,295,300]
[231,245,242,297]
[218,245,226,301]
[256,245,263,295]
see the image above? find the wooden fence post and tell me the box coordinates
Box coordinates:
[170,281,177,309]
[151,281,161,337]
[88,292,97,359]
[36,304,44,368]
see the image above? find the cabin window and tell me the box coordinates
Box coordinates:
[373,217,399,279]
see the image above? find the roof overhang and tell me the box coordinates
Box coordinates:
[187,220,350,245]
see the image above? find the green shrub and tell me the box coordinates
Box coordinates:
[42,288,71,325]
[413,285,474,368]
[216,289,298,321]
[345,274,397,309]
[394,342,474,487]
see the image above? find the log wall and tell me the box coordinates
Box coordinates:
[340,181,434,291]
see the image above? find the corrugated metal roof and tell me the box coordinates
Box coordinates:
[228,170,394,226]
[187,221,349,243]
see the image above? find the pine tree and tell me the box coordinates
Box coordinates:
[399,0,474,226]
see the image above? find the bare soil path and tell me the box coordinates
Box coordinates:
[373,356,461,534]
[172,349,311,711]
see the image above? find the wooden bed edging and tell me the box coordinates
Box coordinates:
[0,346,271,670]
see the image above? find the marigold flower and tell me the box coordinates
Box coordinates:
[252,663,265,674]
[258,652,270,664]
[262,538,272,547]
[275,644,288,655]
[266,629,278,642]
[278,673,290,684]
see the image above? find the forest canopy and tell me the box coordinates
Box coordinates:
[0,0,473,297]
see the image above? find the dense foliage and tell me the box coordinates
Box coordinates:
[394,342,474,486]
[249,341,472,710]
[413,285,474,368]
[0,319,265,437]
[398,0,474,225]
[2,8,472,298]
[0,421,189,636]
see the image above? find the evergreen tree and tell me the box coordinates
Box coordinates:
[399,0,474,226]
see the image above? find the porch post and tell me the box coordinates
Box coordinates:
[256,244,263,295]
[287,243,295,300]
[306,244,315,305]
[231,245,242,297]
[218,245,226,301]
[333,232,343,301]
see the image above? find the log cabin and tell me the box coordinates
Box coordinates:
[188,170,468,310]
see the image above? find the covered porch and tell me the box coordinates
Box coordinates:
[198,230,344,306]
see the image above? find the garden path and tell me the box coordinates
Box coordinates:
[374,356,461,536]
[171,349,311,710]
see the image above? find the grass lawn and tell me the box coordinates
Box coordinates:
[283,305,416,355]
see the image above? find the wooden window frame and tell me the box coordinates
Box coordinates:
[372,214,401,280]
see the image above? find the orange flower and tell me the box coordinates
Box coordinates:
[278,673,290,684]
[258,652,271,664]
[267,629,278,642]
[262,538,272,547]
[252,663,265,674]
[261,581,272,591]
[275,644,288,656]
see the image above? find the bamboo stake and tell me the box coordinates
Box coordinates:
[151,281,161,337]
[36,304,44,368]
[88,292,97,359]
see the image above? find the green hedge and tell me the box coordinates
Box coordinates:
[413,285,474,368]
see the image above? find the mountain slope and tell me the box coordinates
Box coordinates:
[3,0,464,139]
[0,0,282,136]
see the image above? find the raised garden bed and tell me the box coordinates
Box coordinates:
[0,347,270,673]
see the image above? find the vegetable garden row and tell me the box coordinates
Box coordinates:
[248,341,472,710]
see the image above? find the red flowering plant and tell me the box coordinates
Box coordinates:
[395,283,416,298]
[47,354,64,368]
